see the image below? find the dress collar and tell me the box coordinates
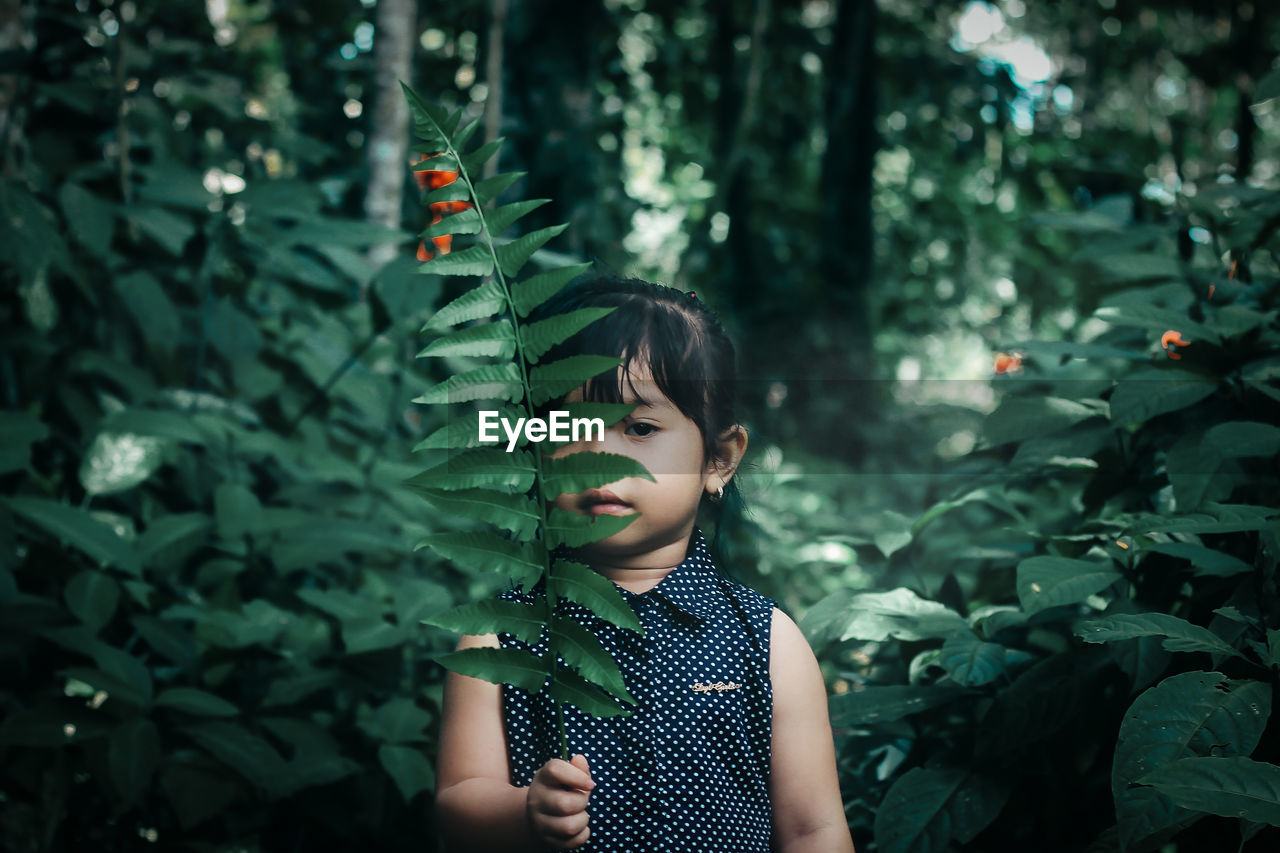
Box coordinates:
[614,530,720,625]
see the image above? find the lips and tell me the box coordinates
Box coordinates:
[579,489,634,517]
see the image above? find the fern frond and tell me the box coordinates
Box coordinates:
[496,224,569,278]
[423,207,482,239]
[410,487,541,541]
[418,244,494,278]
[417,363,522,405]
[413,405,524,452]
[545,507,636,550]
[521,307,617,364]
[415,531,545,585]
[529,355,624,406]
[434,647,548,692]
[418,320,516,360]
[541,451,654,501]
[407,448,535,493]
[424,599,544,645]
[486,200,550,237]
[461,138,505,174]
[552,615,636,704]
[424,281,506,331]
[473,172,525,206]
[561,402,636,428]
[511,263,592,318]
[549,666,632,718]
[552,560,643,633]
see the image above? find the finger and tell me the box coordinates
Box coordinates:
[538,810,589,841]
[537,787,590,817]
[555,825,591,850]
[570,753,592,781]
[543,757,595,791]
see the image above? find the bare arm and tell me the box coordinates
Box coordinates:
[769,608,857,853]
[435,634,594,852]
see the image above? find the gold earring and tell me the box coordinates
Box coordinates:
[708,485,724,503]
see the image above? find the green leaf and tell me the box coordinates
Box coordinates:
[417,362,524,405]
[424,599,545,646]
[1130,503,1277,535]
[1146,543,1253,578]
[545,507,637,549]
[937,636,1006,686]
[829,685,965,726]
[1114,672,1271,848]
[109,717,162,808]
[59,181,115,255]
[560,401,635,429]
[521,307,617,364]
[425,280,506,331]
[7,497,141,575]
[982,396,1102,446]
[418,243,494,277]
[540,450,655,500]
[975,654,1080,754]
[359,698,432,744]
[473,171,525,206]
[423,206,482,239]
[0,410,49,474]
[181,721,288,789]
[413,405,525,452]
[65,571,120,632]
[423,181,472,205]
[1109,369,1218,425]
[548,665,633,718]
[1016,555,1121,615]
[1095,305,1221,344]
[1077,613,1245,659]
[552,615,635,705]
[1138,756,1280,826]
[161,763,238,830]
[511,262,592,317]
[839,588,970,642]
[113,273,180,354]
[460,138,505,174]
[213,482,261,541]
[155,688,240,717]
[875,766,1010,853]
[495,224,568,278]
[417,319,516,360]
[1088,252,1184,283]
[410,487,540,541]
[434,646,549,692]
[379,744,436,803]
[138,513,213,570]
[1203,421,1280,458]
[406,447,536,492]
[552,560,642,634]
[415,531,546,584]
[485,199,550,237]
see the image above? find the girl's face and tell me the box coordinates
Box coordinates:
[551,361,739,570]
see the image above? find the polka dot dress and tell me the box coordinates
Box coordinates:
[498,531,775,852]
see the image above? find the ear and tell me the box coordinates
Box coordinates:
[705,425,748,496]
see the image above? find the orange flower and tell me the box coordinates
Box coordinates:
[1160,329,1190,360]
[412,153,472,260]
[994,352,1023,374]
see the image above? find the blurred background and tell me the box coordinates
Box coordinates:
[2,1,1278,850]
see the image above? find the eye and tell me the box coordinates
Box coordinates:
[625,421,659,437]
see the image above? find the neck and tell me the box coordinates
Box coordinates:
[582,534,695,594]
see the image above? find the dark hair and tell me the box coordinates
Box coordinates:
[531,275,743,501]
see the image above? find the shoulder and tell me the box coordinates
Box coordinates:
[768,608,825,696]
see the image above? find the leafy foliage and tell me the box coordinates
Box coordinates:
[805,176,1280,851]
[402,87,651,754]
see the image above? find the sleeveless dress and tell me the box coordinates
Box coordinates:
[497,532,775,852]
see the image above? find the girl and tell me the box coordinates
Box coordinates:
[435,277,854,853]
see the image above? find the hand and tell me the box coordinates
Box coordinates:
[526,754,594,850]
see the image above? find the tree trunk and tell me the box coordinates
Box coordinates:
[483,0,508,180]
[819,0,876,364]
[363,0,416,273]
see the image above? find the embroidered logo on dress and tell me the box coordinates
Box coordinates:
[690,681,742,694]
